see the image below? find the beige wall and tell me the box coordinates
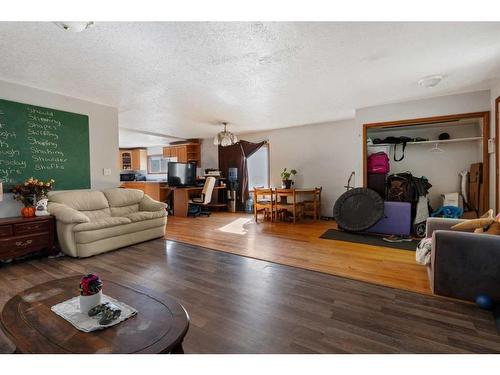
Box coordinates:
[356,90,494,209]
[0,80,119,218]
[201,90,494,217]
[202,119,358,217]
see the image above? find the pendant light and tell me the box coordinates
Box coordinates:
[213,122,238,147]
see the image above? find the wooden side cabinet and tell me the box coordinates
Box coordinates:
[0,216,56,261]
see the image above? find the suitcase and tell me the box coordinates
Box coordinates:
[366,201,412,236]
[367,173,387,199]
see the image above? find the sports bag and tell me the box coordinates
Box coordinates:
[386,173,414,203]
[367,152,389,174]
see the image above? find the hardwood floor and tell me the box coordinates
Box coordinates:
[166,212,431,294]
[1,239,499,353]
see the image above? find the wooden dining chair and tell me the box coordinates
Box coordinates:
[303,187,322,220]
[253,188,276,223]
[275,188,303,223]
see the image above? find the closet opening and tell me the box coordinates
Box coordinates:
[362,111,492,220]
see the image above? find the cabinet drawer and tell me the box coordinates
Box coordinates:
[0,225,13,238]
[0,233,50,259]
[14,220,50,235]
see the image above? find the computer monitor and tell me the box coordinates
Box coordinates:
[167,162,196,187]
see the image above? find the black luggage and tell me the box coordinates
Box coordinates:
[367,173,387,199]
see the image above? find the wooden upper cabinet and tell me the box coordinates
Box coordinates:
[176,146,188,163]
[119,149,147,170]
[162,143,201,166]
[119,150,133,170]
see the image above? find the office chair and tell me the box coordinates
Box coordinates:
[188,176,216,217]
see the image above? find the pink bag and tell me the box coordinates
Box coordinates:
[367,152,389,174]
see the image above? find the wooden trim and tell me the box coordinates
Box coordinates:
[496,97,500,213]
[362,111,491,211]
[265,142,271,188]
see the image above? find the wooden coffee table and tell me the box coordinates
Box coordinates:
[0,276,189,354]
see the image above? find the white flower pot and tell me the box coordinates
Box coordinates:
[79,290,102,314]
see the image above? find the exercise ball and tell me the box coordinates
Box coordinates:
[476,295,494,310]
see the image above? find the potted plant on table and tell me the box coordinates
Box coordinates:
[79,274,103,314]
[280,168,297,189]
[11,177,55,217]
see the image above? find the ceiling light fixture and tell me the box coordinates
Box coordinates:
[418,74,444,88]
[213,122,238,147]
[53,22,95,32]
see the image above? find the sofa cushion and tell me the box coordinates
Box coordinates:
[74,217,132,232]
[80,208,112,221]
[103,188,144,207]
[125,210,166,222]
[75,216,166,244]
[110,204,139,217]
[49,190,109,211]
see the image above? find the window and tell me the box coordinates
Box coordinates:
[247,144,270,189]
[148,155,169,174]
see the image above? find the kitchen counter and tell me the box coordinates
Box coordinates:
[120,181,167,201]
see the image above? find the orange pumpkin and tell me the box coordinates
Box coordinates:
[21,206,36,218]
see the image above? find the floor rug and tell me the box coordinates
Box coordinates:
[320,228,418,251]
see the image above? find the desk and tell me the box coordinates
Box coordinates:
[160,186,227,217]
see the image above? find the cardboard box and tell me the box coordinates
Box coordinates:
[469,163,482,183]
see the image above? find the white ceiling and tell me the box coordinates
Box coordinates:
[1,22,500,147]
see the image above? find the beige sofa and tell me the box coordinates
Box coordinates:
[48,188,167,258]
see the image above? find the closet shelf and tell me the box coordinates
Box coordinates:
[367,136,483,147]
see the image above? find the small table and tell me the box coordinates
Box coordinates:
[0,276,189,354]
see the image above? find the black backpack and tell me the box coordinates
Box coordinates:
[386,173,414,203]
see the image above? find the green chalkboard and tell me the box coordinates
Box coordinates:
[0,98,90,190]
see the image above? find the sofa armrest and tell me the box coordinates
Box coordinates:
[139,195,167,212]
[425,217,467,237]
[431,230,500,301]
[48,202,90,224]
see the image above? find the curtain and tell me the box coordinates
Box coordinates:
[219,140,266,208]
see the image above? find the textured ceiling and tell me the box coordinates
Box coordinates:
[1,22,500,147]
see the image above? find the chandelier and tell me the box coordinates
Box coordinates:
[213,122,238,147]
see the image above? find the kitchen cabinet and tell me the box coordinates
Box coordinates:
[163,143,201,166]
[119,149,147,171]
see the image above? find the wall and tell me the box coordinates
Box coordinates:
[356,90,494,209]
[490,80,500,211]
[0,80,119,218]
[202,119,358,217]
[200,139,219,172]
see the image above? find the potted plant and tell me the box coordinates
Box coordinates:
[280,168,297,189]
[79,274,103,314]
[11,177,55,217]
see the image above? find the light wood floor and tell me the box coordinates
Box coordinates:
[165,212,431,295]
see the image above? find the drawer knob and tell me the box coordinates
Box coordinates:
[15,239,33,247]
[23,225,40,231]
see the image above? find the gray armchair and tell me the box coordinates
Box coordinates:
[426,217,500,301]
